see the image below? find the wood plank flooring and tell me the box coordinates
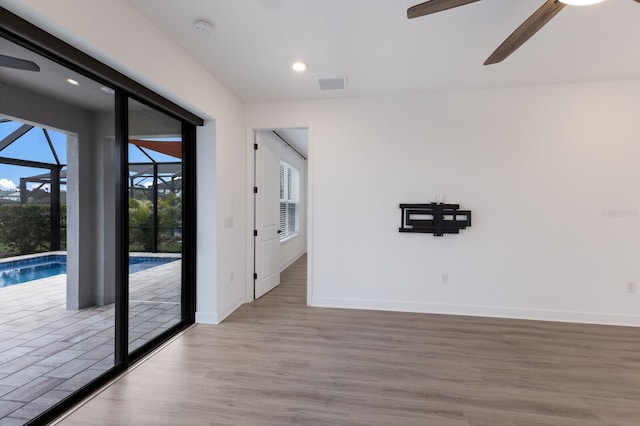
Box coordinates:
[57,255,640,425]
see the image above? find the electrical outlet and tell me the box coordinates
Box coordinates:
[441,273,448,284]
[627,282,636,294]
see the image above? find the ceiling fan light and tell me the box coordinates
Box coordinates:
[559,0,607,5]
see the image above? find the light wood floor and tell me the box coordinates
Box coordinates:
[57,255,640,425]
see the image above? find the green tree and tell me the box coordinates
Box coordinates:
[129,198,154,251]
[159,193,181,227]
[0,204,51,254]
[129,194,182,252]
[158,193,182,252]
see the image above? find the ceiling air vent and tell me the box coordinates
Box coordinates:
[318,77,346,91]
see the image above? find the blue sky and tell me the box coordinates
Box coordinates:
[0,120,180,192]
[0,120,66,191]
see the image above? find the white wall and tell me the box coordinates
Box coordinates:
[255,130,307,271]
[1,0,247,323]
[246,80,640,326]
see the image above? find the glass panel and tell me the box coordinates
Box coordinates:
[0,35,116,423]
[128,99,182,353]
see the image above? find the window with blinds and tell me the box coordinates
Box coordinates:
[280,162,299,240]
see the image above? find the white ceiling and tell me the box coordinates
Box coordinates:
[128,0,640,102]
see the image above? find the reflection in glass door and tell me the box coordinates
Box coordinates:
[1,7,198,422]
[0,32,121,424]
[127,99,182,352]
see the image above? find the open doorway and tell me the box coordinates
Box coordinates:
[252,128,308,299]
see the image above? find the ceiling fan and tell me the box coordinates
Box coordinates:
[407,0,640,65]
[0,54,40,72]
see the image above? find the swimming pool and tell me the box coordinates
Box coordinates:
[0,255,179,288]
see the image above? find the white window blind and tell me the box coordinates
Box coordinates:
[279,162,299,240]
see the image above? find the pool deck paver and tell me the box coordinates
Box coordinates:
[0,260,181,425]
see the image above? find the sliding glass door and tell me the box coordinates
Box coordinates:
[127,99,183,353]
[0,6,199,424]
[0,34,120,425]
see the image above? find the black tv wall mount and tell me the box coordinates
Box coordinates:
[399,203,471,236]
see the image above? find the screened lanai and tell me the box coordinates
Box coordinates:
[128,139,182,253]
[0,117,66,255]
[0,117,182,256]
[0,18,196,423]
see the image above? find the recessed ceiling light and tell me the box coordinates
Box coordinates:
[100,86,115,95]
[292,61,307,72]
[66,79,79,86]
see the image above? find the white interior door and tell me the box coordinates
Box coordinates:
[254,134,280,298]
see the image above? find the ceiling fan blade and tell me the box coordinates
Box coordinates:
[0,54,40,72]
[484,0,565,65]
[407,0,481,19]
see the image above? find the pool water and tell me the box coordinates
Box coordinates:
[0,255,178,288]
[128,256,178,273]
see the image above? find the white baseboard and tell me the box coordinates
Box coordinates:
[196,297,244,325]
[311,297,640,327]
[195,311,219,324]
